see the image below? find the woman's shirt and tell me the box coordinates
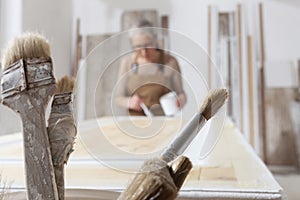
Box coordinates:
[115,52,185,98]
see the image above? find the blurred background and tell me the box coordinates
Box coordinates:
[0,0,299,199]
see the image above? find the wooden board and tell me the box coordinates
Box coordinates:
[265,88,298,166]
[84,34,120,119]
[0,117,284,200]
[121,10,158,30]
[247,36,255,147]
[259,2,268,163]
[99,118,183,154]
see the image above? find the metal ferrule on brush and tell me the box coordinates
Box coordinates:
[160,112,207,163]
[1,57,55,99]
[51,92,73,113]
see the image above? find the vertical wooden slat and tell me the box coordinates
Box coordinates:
[237,4,244,133]
[247,36,255,147]
[161,15,169,49]
[297,60,300,170]
[259,3,268,163]
[298,60,300,94]
[3,86,59,200]
[227,40,233,117]
[161,15,169,30]
[208,5,212,89]
[73,18,82,77]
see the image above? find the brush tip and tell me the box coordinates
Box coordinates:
[56,76,75,93]
[1,32,50,70]
[200,88,229,120]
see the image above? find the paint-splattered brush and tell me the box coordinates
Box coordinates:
[1,32,58,199]
[161,88,229,162]
[118,88,228,200]
[48,76,77,200]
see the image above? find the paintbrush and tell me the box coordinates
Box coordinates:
[47,76,77,200]
[118,155,192,200]
[1,33,59,199]
[140,102,153,118]
[161,88,228,162]
[118,88,228,200]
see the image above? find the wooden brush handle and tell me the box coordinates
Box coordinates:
[2,85,58,200]
[118,158,177,200]
[48,93,77,200]
[118,156,192,200]
[54,165,65,200]
[169,156,192,189]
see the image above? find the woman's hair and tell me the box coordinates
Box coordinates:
[129,19,157,43]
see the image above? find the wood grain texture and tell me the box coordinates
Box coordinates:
[2,85,58,200]
[265,89,298,166]
[0,118,284,199]
[121,10,158,30]
[73,19,82,77]
[55,165,65,200]
[118,158,178,200]
[99,118,183,154]
[247,36,255,147]
[259,3,268,163]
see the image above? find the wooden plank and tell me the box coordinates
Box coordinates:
[298,60,300,96]
[247,36,255,147]
[259,3,268,163]
[265,89,297,166]
[121,10,158,30]
[295,61,300,170]
[227,40,233,117]
[73,18,82,77]
[84,34,118,118]
[237,4,244,133]
[161,15,169,30]
[200,166,236,181]
[160,15,169,49]
[0,118,284,199]
[3,86,58,200]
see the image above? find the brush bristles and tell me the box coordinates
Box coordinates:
[56,76,75,94]
[1,32,50,70]
[199,88,229,120]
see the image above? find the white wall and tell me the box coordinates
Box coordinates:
[264,1,300,62]
[22,0,73,79]
[0,0,23,135]
[0,0,22,52]
[263,1,300,88]
[0,0,73,135]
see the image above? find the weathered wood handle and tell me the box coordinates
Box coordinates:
[2,86,58,200]
[118,156,192,200]
[48,92,77,200]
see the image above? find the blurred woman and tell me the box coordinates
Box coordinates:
[115,19,186,116]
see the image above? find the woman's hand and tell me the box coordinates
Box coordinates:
[176,93,187,108]
[128,95,144,111]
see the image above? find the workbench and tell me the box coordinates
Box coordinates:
[0,117,285,199]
